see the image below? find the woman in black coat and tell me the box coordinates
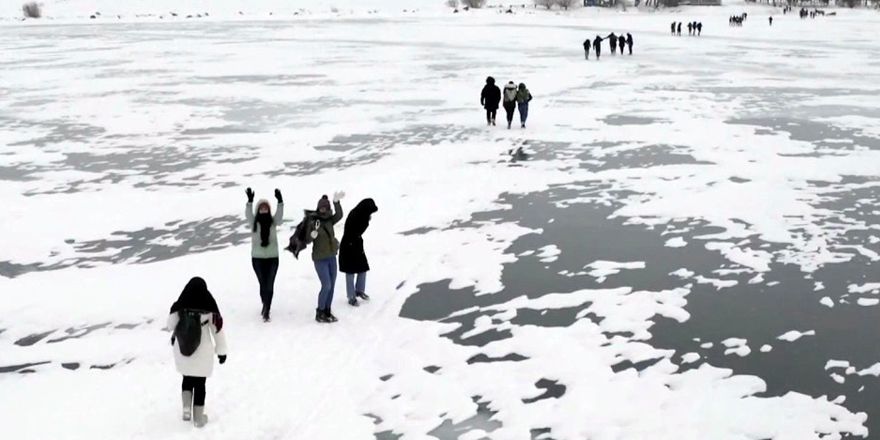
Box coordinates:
[339,198,378,306]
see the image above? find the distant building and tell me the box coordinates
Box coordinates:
[680,0,722,4]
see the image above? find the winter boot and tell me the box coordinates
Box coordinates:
[348,298,359,307]
[182,391,193,421]
[356,292,371,301]
[193,406,208,428]
[316,308,328,323]
[326,308,339,323]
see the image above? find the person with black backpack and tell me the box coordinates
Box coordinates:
[167,277,228,428]
[245,188,284,323]
[339,199,378,307]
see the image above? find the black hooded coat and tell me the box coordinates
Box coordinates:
[339,199,379,274]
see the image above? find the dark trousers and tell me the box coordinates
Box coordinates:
[628,44,632,55]
[182,376,207,406]
[252,257,279,314]
[486,109,497,123]
[503,102,516,125]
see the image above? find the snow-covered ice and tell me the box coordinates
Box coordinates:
[1,1,879,439]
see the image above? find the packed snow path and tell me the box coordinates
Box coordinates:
[2,6,880,440]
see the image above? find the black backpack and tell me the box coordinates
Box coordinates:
[286,214,316,259]
[174,310,204,357]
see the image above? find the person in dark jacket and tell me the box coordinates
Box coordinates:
[671,22,676,34]
[687,22,693,35]
[583,38,591,60]
[167,277,228,428]
[307,193,345,323]
[617,34,626,54]
[626,33,633,55]
[515,83,532,129]
[677,22,682,35]
[608,32,617,54]
[480,77,502,126]
[339,199,379,307]
[245,188,284,322]
[697,22,703,35]
[593,35,603,60]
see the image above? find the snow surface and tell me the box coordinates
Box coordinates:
[777,330,816,342]
[1,3,878,440]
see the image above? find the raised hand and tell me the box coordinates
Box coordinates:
[333,191,346,202]
[246,188,255,203]
[218,355,227,365]
[274,189,283,203]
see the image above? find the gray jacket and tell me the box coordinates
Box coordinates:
[246,200,284,259]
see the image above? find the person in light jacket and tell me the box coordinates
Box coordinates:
[167,277,228,428]
[245,188,284,322]
[515,83,533,129]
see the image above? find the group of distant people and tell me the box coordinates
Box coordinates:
[729,13,748,26]
[583,32,634,61]
[799,8,825,19]
[671,22,702,36]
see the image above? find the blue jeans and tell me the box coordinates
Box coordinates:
[346,272,367,300]
[314,257,338,310]
[518,102,529,125]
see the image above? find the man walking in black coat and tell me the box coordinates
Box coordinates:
[608,32,618,54]
[583,38,591,59]
[480,77,502,126]
[626,33,633,55]
[593,35,603,60]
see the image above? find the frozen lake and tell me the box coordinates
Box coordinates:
[2,6,880,440]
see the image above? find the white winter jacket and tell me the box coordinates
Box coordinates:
[167,312,229,378]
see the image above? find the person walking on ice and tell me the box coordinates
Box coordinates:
[245,187,283,323]
[608,32,618,54]
[480,76,501,126]
[502,81,517,129]
[516,83,532,129]
[309,193,345,323]
[583,38,591,60]
[677,22,682,36]
[618,34,626,55]
[626,33,634,55]
[167,277,228,428]
[593,35,603,60]
[340,198,378,307]
[670,22,676,35]
[769,16,773,26]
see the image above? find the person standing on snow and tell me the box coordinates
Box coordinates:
[670,22,676,35]
[339,198,378,307]
[677,22,682,35]
[608,32,618,54]
[515,83,533,129]
[245,187,284,323]
[769,16,773,26]
[626,33,634,55]
[687,22,693,35]
[583,38,591,60]
[309,193,345,323]
[168,277,228,428]
[502,81,518,129]
[618,34,626,55]
[593,35,603,60]
[697,22,703,35]
[480,76,502,126]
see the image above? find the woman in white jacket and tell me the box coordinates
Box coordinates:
[167,277,229,428]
